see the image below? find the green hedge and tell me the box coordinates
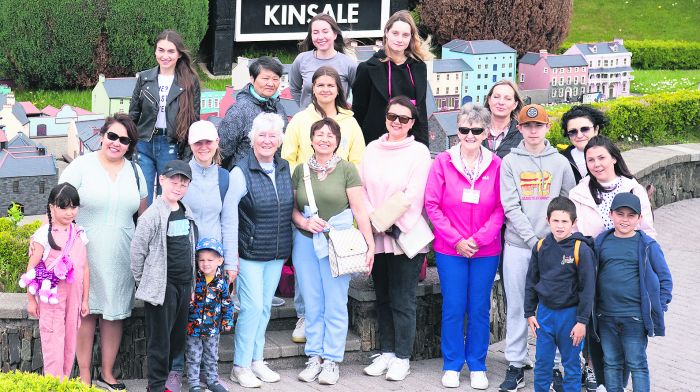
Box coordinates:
[0,371,97,391]
[547,90,700,147]
[0,218,41,293]
[0,0,208,89]
[626,40,700,70]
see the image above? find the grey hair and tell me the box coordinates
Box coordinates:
[248,112,285,148]
[458,103,491,128]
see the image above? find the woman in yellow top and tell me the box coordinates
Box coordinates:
[282,66,365,171]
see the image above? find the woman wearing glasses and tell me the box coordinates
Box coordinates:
[424,103,504,390]
[59,114,147,389]
[360,96,431,382]
[560,105,607,183]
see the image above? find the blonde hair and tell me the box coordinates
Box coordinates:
[484,80,525,120]
[382,10,434,62]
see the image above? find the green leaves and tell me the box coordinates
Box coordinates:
[0,218,41,293]
[0,370,99,391]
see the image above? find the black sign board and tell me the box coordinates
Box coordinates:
[234,0,390,41]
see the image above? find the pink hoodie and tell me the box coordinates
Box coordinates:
[424,145,504,257]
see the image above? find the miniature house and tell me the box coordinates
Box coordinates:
[518,50,589,104]
[0,93,29,140]
[428,59,473,111]
[563,38,633,100]
[200,89,227,119]
[427,111,460,156]
[91,74,137,117]
[230,57,289,92]
[66,118,105,160]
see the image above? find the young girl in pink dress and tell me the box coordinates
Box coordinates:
[22,183,89,380]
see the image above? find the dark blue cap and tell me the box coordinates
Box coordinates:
[610,192,641,214]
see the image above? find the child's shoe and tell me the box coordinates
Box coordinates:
[165,370,182,392]
[550,369,564,392]
[498,365,524,392]
[206,381,229,392]
[251,360,280,383]
[582,365,598,392]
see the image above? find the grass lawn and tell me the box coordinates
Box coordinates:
[631,69,700,94]
[13,89,92,111]
[567,0,700,43]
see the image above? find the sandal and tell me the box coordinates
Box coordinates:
[95,375,127,391]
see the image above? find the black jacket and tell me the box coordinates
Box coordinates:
[352,50,429,147]
[560,145,585,184]
[524,232,596,324]
[128,66,201,143]
[481,118,523,159]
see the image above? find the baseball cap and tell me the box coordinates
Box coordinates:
[162,160,192,180]
[188,120,219,145]
[196,238,224,257]
[517,104,550,124]
[610,192,642,214]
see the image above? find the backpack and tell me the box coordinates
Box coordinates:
[537,238,581,266]
[217,167,230,203]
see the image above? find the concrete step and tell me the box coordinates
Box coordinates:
[266,296,298,331]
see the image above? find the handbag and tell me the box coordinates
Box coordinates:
[369,191,411,233]
[303,164,369,278]
[396,215,434,259]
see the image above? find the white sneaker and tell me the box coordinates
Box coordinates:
[363,353,395,376]
[230,366,262,388]
[441,370,460,388]
[250,360,280,383]
[292,317,306,343]
[470,371,488,390]
[271,296,285,307]
[385,357,410,381]
[298,356,323,382]
[318,360,339,385]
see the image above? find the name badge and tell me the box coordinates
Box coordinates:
[462,188,480,204]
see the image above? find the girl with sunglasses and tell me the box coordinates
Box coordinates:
[560,105,607,183]
[424,103,504,389]
[59,114,148,388]
[352,10,432,147]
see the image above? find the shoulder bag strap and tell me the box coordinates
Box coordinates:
[574,240,581,267]
[303,163,319,215]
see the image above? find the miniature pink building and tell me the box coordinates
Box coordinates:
[564,38,633,100]
[518,50,588,104]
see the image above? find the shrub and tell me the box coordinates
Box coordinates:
[0,218,41,293]
[418,0,573,54]
[0,0,208,89]
[626,40,700,70]
[0,371,98,391]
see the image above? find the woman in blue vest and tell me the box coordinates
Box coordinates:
[221,113,294,388]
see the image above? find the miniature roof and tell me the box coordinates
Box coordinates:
[42,105,60,116]
[572,42,629,55]
[19,101,42,115]
[279,98,300,117]
[588,66,634,73]
[355,46,378,62]
[73,107,94,115]
[443,39,516,55]
[519,53,541,65]
[0,133,57,178]
[425,82,437,117]
[12,103,29,125]
[433,59,473,73]
[431,111,459,136]
[103,77,137,98]
[75,119,105,152]
[546,55,588,68]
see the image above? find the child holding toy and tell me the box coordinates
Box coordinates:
[21,182,90,380]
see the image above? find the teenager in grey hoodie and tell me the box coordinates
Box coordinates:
[498,105,576,392]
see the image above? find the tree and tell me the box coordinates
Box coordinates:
[417,0,573,54]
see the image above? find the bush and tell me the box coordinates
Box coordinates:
[626,40,700,70]
[0,371,98,391]
[418,0,573,54]
[0,0,208,89]
[546,90,700,147]
[0,218,41,293]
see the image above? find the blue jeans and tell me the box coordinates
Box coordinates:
[598,315,650,392]
[136,136,178,205]
[292,232,351,362]
[436,253,498,372]
[234,258,284,367]
[533,304,582,392]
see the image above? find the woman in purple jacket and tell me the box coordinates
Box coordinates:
[424,103,505,390]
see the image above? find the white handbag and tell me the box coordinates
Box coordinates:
[396,215,434,259]
[303,164,369,277]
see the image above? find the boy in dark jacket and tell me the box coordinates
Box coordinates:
[525,196,596,392]
[594,193,672,392]
[186,238,234,392]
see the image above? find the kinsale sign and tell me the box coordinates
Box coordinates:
[234,0,391,42]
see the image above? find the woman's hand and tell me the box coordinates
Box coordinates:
[225,269,239,283]
[305,215,328,234]
[455,239,475,258]
[80,298,90,318]
[465,237,479,254]
[365,252,375,276]
[27,296,39,318]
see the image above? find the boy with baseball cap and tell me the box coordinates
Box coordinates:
[499,105,577,391]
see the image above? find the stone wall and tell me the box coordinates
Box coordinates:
[0,174,58,216]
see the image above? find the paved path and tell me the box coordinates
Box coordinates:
[123,199,699,392]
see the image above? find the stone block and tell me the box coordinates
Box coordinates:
[31,339,43,371]
[8,333,20,364]
[20,338,31,361]
[19,360,31,371]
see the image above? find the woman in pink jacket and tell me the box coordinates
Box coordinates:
[424,103,504,390]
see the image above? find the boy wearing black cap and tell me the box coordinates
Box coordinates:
[593,192,673,392]
[131,160,199,392]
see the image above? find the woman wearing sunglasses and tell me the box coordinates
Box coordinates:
[59,114,147,388]
[359,96,431,382]
[424,103,504,390]
[560,105,607,183]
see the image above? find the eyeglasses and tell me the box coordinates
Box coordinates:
[567,126,593,137]
[386,113,413,124]
[105,131,131,146]
[458,127,485,135]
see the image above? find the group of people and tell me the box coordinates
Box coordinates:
[21,9,673,392]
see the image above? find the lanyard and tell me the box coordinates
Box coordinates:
[387,61,415,98]
[460,150,482,190]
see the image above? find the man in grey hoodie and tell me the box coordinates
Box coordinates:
[498,105,576,392]
[218,56,288,170]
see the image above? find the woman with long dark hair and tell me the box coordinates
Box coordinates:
[560,105,608,183]
[129,29,201,205]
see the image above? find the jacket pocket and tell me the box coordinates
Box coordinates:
[142,89,157,106]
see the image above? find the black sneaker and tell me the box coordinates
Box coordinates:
[499,365,524,392]
[550,369,564,392]
[582,365,598,392]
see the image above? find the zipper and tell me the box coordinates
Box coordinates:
[141,89,159,142]
[643,244,654,335]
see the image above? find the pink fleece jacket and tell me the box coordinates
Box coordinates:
[424,145,504,257]
[360,134,432,255]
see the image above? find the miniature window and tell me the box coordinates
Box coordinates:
[39,181,45,194]
[574,76,579,84]
[604,60,608,66]
[37,124,47,137]
[559,89,564,97]
[477,85,481,90]
[574,87,578,95]
[454,87,459,94]
[551,79,556,86]
[502,73,505,77]
[520,74,525,82]
[568,67,572,73]
[624,58,628,65]
[446,74,450,80]
[478,74,481,79]
[502,63,505,68]
[575,67,579,73]
[508,72,512,77]
[465,74,468,80]
[582,67,586,72]
[437,74,440,81]
[616,59,619,65]
[567,76,571,84]
[464,86,468,93]
[544,68,548,74]
[13,181,19,193]
[478,64,481,70]
[582,76,586,84]
[598,60,601,66]
[551,90,556,97]
[484,85,487,90]
[560,77,564,84]
[437,87,440,94]
[476,96,480,102]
